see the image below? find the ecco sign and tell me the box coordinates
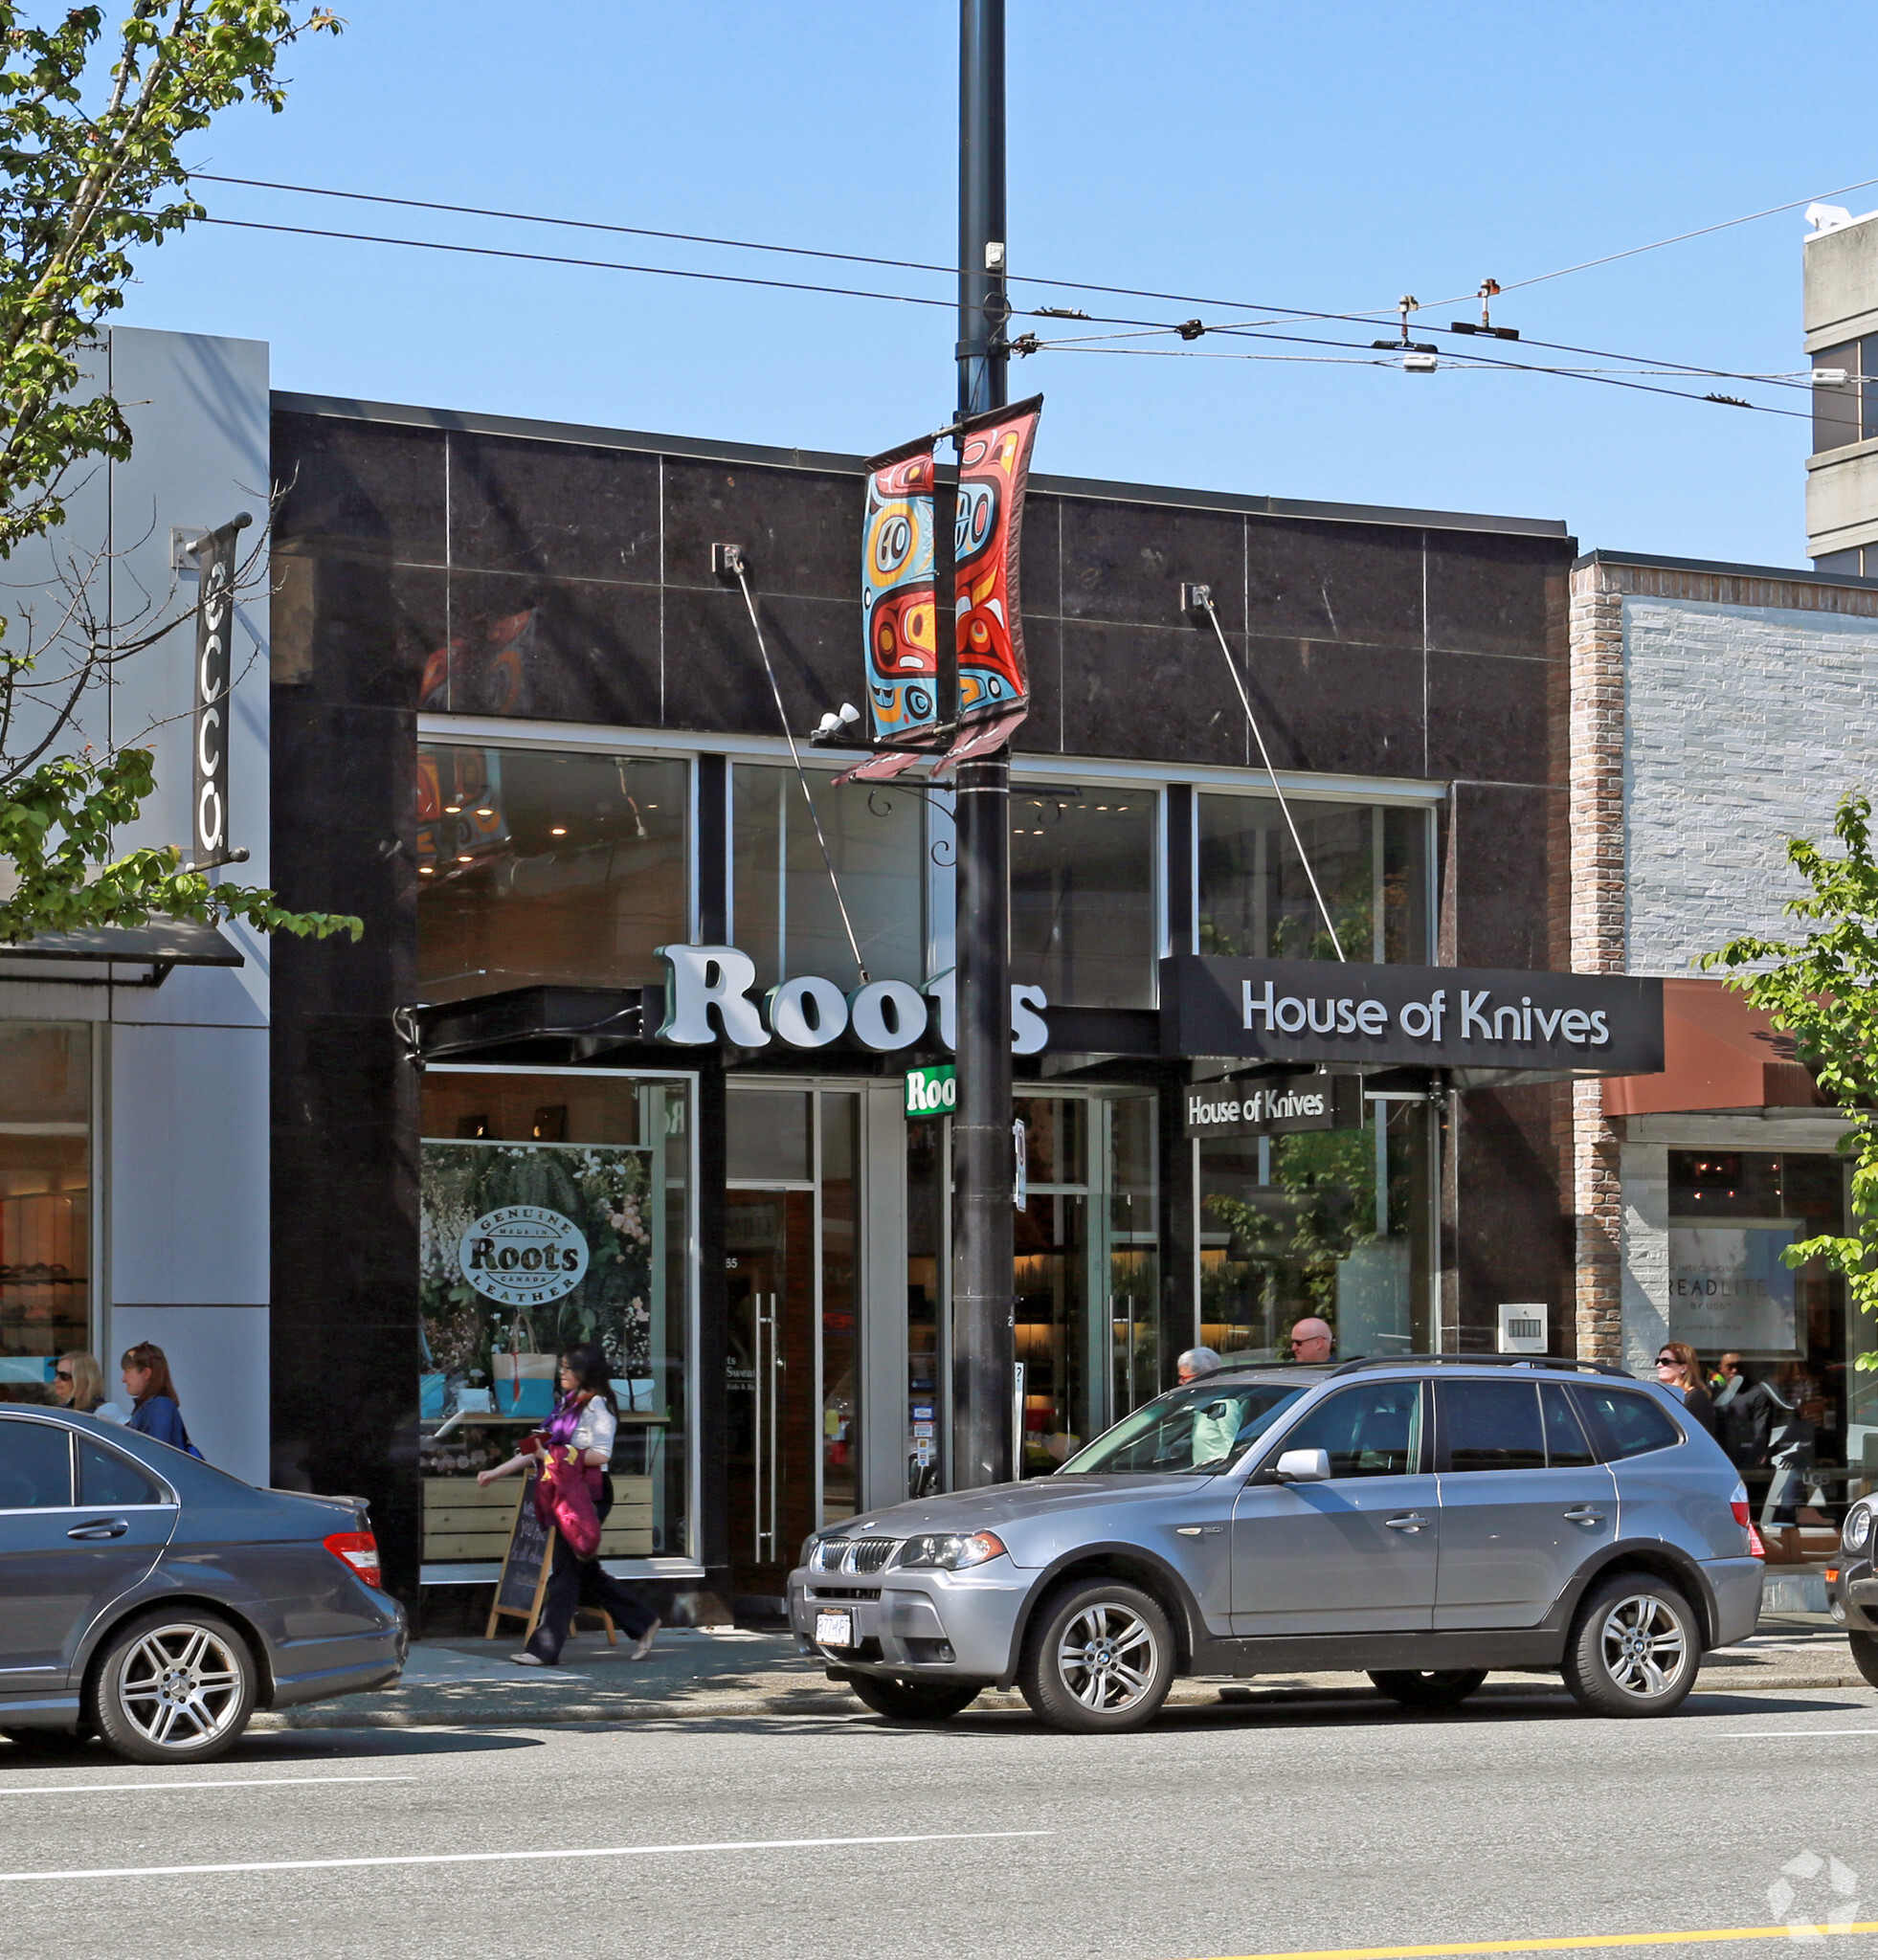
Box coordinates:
[1184,1071,1364,1139]
[655,946,1048,1056]
[1161,956,1664,1076]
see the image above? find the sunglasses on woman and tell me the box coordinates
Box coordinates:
[1655,1355,1679,1368]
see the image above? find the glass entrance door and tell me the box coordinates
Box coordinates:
[725,1086,861,1601]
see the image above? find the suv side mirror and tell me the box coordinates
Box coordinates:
[1274,1447,1331,1483]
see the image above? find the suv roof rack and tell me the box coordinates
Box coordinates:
[1327,1352,1632,1379]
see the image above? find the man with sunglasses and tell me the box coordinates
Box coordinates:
[1288,1317,1334,1366]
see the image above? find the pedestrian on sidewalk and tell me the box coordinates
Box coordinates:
[120,1342,200,1455]
[1654,1343,1716,1437]
[479,1342,660,1667]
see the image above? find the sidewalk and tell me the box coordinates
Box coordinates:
[251,1619,1872,1732]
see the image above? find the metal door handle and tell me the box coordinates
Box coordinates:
[1563,1507,1607,1525]
[67,1520,128,1540]
[1384,1513,1430,1532]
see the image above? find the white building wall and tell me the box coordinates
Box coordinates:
[0,326,272,1484]
[1621,594,1878,978]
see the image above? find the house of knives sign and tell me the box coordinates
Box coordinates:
[190,513,252,865]
[1185,1072,1365,1140]
[1160,955,1664,1075]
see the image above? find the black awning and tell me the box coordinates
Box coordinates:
[0,916,244,985]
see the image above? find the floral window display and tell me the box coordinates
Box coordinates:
[416,1072,692,1570]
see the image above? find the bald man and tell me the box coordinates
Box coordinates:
[1288,1317,1334,1365]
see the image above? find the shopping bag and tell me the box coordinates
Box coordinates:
[534,1445,602,1559]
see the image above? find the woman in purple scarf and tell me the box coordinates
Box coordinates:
[478,1343,660,1665]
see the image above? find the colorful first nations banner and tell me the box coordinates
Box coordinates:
[841,395,1042,783]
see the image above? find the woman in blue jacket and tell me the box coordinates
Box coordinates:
[120,1342,192,1453]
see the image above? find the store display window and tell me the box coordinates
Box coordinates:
[1011,791,1156,1009]
[0,1024,89,1385]
[417,1069,693,1569]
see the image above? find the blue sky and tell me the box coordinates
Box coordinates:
[122,1,1861,564]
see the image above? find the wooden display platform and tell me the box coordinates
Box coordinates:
[423,1473,655,1562]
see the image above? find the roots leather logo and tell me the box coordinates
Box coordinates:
[458,1204,589,1308]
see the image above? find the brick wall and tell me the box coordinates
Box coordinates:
[1567,556,1878,1361]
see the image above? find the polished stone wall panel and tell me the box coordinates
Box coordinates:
[274,411,445,562]
[1241,635,1427,777]
[1423,648,1553,786]
[661,586,859,737]
[1425,531,1565,659]
[660,458,860,601]
[1061,619,1249,767]
[1059,497,1245,632]
[444,569,661,724]
[1245,516,1424,649]
[448,432,659,582]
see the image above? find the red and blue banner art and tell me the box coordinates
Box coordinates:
[941,393,1041,771]
[841,396,1042,783]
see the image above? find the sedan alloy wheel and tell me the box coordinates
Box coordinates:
[90,1610,257,1764]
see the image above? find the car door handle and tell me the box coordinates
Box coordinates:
[67,1519,129,1540]
[1563,1507,1607,1526]
[1384,1513,1431,1532]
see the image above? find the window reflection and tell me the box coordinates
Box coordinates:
[0,1024,88,1377]
[731,766,923,991]
[1198,795,1426,964]
[416,746,687,1002]
[1011,793,1155,1009]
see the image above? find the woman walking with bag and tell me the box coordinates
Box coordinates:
[119,1342,201,1456]
[478,1343,660,1666]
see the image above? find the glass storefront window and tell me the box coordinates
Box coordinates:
[1012,791,1156,1008]
[1108,1094,1161,1420]
[1200,1100,1430,1362]
[731,765,923,992]
[0,1025,88,1384]
[1667,1149,1849,1555]
[905,1117,945,1497]
[416,746,687,1003]
[417,1070,692,1567]
[1198,795,1428,964]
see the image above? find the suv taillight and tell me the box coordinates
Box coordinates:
[324,1529,383,1588]
[1732,1501,1767,1560]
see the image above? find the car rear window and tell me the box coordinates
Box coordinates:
[1438,1379,1546,1472]
[1571,1385,1683,1460]
[1540,1381,1598,1468]
[78,1436,167,1506]
[0,1417,72,1506]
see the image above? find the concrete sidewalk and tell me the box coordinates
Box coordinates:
[251,1619,1871,1731]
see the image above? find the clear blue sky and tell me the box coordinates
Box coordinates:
[123,1,1861,565]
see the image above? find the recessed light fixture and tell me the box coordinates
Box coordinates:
[457,854,473,863]
[418,866,435,876]
[443,803,461,813]
[550,826,568,836]
[476,807,493,817]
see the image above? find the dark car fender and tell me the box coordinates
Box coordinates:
[1535,1536,1724,1648]
[995,1541,1213,1688]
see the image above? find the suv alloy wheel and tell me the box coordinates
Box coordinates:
[1562,1572,1699,1717]
[1018,1579,1174,1733]
[88,1609,258,1764]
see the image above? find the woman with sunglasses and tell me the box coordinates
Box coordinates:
[49,1351,111,1416]
[1655,1342,1717,1437]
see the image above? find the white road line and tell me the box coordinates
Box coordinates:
[0,1827,1050,1884]
[0,1775,418,1797]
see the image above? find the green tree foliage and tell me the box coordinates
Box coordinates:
[1702,791,1878,1358]
[0,1,356,944]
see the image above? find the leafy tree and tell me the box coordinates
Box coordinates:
[0,0,356,945]
[1702,791,1878,1359]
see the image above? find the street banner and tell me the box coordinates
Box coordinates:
[935,393,1042,774]
[841,439,943,785]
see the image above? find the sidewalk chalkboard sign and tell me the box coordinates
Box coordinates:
[484,1471,555,1641]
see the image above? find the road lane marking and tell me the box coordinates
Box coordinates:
[0,1827,1050,1884]
[1192,1926,1878,1960]
[0,1775,417,1798]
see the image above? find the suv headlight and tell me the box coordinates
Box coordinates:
[1845,1504,1874,1556]
[898,1530,1007,1570]
[798,1532,823,1570]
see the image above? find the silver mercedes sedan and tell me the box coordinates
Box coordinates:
[789,1356,1763,1732]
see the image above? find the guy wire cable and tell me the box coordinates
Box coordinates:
[723,547,869,986]
[1191,589,1346,963]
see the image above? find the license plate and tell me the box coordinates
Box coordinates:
[814,1608,855,1648]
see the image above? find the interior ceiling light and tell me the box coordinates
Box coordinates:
[443,803,461,813]
[476,806,493,816]
[550,826,568,835]
[457,854,473,862]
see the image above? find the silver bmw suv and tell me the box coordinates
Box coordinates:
[789,1356,1763,1732]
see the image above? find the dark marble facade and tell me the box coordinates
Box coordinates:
[269,400,1578,1599]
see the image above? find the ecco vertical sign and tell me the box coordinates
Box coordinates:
[191,513,251,867]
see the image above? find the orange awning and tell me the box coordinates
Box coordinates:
[1602,976,1822,1116]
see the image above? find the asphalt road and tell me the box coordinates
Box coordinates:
[8,1682,1878,1960]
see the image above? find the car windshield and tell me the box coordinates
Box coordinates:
[1060,1380,1308,1476]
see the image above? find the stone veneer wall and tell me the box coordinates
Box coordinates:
[1567,558,1878,1360]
